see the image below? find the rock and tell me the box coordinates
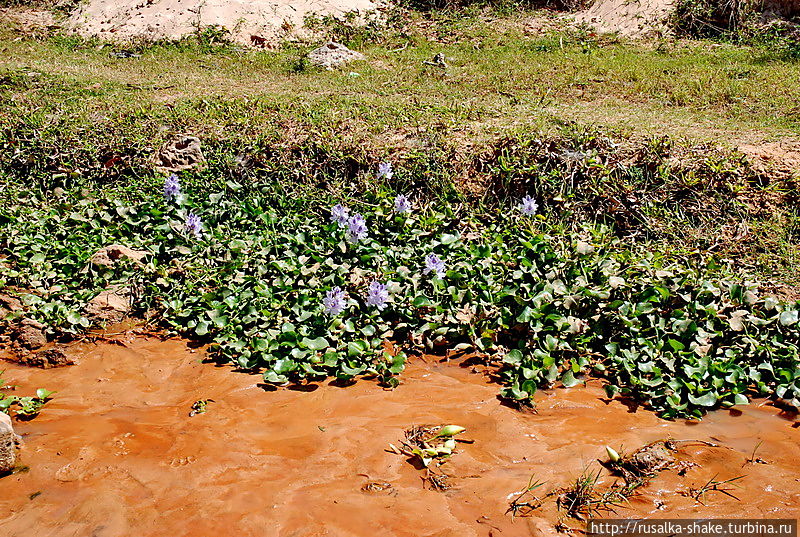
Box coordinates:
[156,134,205,172]
[85,285,132,324]
[15,318,47,350]
[0,412,16,474]
[0,293,23,320]
[15,347,76,369]
[89,245,147,268]
[307,42,365,70]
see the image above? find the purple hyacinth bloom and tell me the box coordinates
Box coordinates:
[331,204,350,228]
[377,162,393,180]
[424,254,446,278]
[519,195,539,216]
[164,174,181,201]
[394,194,412,214]
[186,213,203,238]
[346,213,368,243]
[323,286,347,316]
[366,281,389,311]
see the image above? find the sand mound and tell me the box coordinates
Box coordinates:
[67,0,383,46]
[575,0,675,37]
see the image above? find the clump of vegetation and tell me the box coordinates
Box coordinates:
[1,162,799,418]
[672,0,800,57]
[0,375,53,419]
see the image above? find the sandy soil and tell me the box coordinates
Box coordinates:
[575,0,675,37]
[0,334,798,536]
[67,0,383,46]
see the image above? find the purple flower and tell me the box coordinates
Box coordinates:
[164,174,181,202]
[186,213,203,238]
[331,204,350,228]
[366,281,389,311]
[323,286,347,316]
[346,213,368,243]
[394,194,412,214]
[424,254,446,278]
[377,162,394,180]
[519,195,539,216]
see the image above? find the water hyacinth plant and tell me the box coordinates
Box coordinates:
[346,213,368,243]
[366,281,390,311]
[424,254,446,278]
[394,194,412,214]
[323,287,347,316]
[3,164,800,420]
[185,213,203,238]
[377,162,393,180]
[331,204,350,228]
[519,195,539,216]
[163,174,182,202]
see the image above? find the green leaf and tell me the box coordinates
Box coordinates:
[413,295,434,307]
[347,340,369,357]
[440,233,460,245]
[687,392,718,407]
[302,337,329,351]
[561,370,582,388]
[503,349,523,365]
[779,310,798,326]
[194,321,210,336]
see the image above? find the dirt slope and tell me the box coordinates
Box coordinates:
[575,0,675,37]
[1,335,798,536]
[67,0,382,45]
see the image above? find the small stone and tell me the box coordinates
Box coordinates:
[15,318,47,350]
[156,134,205,172]
[0,412,16,474]
[85,285,132,324]
[0,294,23,321]
[307,42,365,70]
[16,347,76,369]
[89,245,148,268]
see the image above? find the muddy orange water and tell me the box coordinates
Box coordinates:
[1,334,799,536]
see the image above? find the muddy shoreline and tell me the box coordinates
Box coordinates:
[1,334,799,536]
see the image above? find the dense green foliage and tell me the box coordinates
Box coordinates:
[1,173,799,419]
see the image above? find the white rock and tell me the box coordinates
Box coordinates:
[0,412,16,474]
[308,42,365,70]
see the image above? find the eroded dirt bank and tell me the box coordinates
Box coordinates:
[0,335,799,536]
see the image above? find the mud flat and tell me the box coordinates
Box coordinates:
[0,335,798,536]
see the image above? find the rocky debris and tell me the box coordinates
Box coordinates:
[156,135,205,172]
[0,412,16,474]
[14,318,47,350]
[14,347,76,369]
[85,285,133,324]
[89,245,148,268]
[614,440,677,483]
[423,53,448,68]
[0,294,23,320]
[308,42,366,70]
